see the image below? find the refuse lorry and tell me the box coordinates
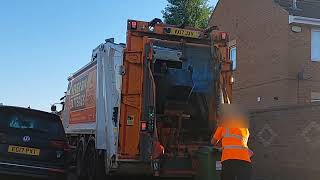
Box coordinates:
[57,19,233,179]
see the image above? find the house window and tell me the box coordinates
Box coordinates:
[230,46,237,70]
[311,92,320,103]
[311,29,320,62]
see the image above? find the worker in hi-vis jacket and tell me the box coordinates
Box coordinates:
[211,104,253,180]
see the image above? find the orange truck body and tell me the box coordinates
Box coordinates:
[118,19,232,176]
[61,19,232,178]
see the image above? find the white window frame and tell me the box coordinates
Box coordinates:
[311,92,320,103]
[311,29,320,62]
[230,46,237,70]
[228,40,237,70]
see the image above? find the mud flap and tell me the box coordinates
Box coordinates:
[139,133,152,162]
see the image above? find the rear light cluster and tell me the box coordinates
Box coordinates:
[50,139,70,151]
[141,121,155,132]
[212,32,229,42]
[221,32,227,40]
[128,21,138,30]
[141,122,147,131]
[141,106,155,133]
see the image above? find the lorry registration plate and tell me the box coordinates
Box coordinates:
[166,27,201,39]
[8,145,40,156]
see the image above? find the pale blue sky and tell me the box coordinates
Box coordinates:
[0,0,218,111]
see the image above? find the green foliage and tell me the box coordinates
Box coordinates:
[162,0,213,29]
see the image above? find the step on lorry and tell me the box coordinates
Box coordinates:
[57,19,233,179]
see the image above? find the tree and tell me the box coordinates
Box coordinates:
[162,0,213,29]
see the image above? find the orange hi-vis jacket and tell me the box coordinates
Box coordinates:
[214,127,253,162]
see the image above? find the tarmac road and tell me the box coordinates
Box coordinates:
[0,175,148,180]
[0,174,189,180]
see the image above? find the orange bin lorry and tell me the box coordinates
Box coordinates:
[59,19,232,179]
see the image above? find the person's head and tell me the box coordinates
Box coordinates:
[219,104,249,128]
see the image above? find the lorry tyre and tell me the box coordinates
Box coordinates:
[86,140,97,180]
[96,150,107,179]
[76,139,86,180]
[104,153,113,176]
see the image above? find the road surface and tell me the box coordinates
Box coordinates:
[0,174,189,180]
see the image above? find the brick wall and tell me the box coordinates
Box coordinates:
[289,24,320,103]
[249,103,320,180]
[209,0,320,108]
[233,79,298,109]
[209,1,320,179]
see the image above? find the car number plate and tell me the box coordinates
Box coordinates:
[166,27,201,39]
[8,145,40,156]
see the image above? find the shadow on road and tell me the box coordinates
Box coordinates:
[0,174,189,180]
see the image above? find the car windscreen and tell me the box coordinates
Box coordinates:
[0,108,65,138]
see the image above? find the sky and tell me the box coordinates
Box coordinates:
[0,0,218,112]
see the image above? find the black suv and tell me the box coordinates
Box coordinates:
[0,106,69,179]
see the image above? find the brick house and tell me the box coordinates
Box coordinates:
[210,1,320,179]
[209,0,320,110]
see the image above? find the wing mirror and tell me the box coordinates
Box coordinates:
[51,105,57,112]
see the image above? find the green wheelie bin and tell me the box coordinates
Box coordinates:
[195,147,222,180]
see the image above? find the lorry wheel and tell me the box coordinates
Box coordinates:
[76,140,86,180]
[87,141,97,180]
[96,151,107,179]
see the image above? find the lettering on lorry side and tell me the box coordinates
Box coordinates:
[70,93,86,109]
[67,66,97,124]
[71,77,88,98]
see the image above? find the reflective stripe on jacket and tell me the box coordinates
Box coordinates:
[214,127,252,162]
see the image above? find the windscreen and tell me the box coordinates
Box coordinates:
[0,108,65,138]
